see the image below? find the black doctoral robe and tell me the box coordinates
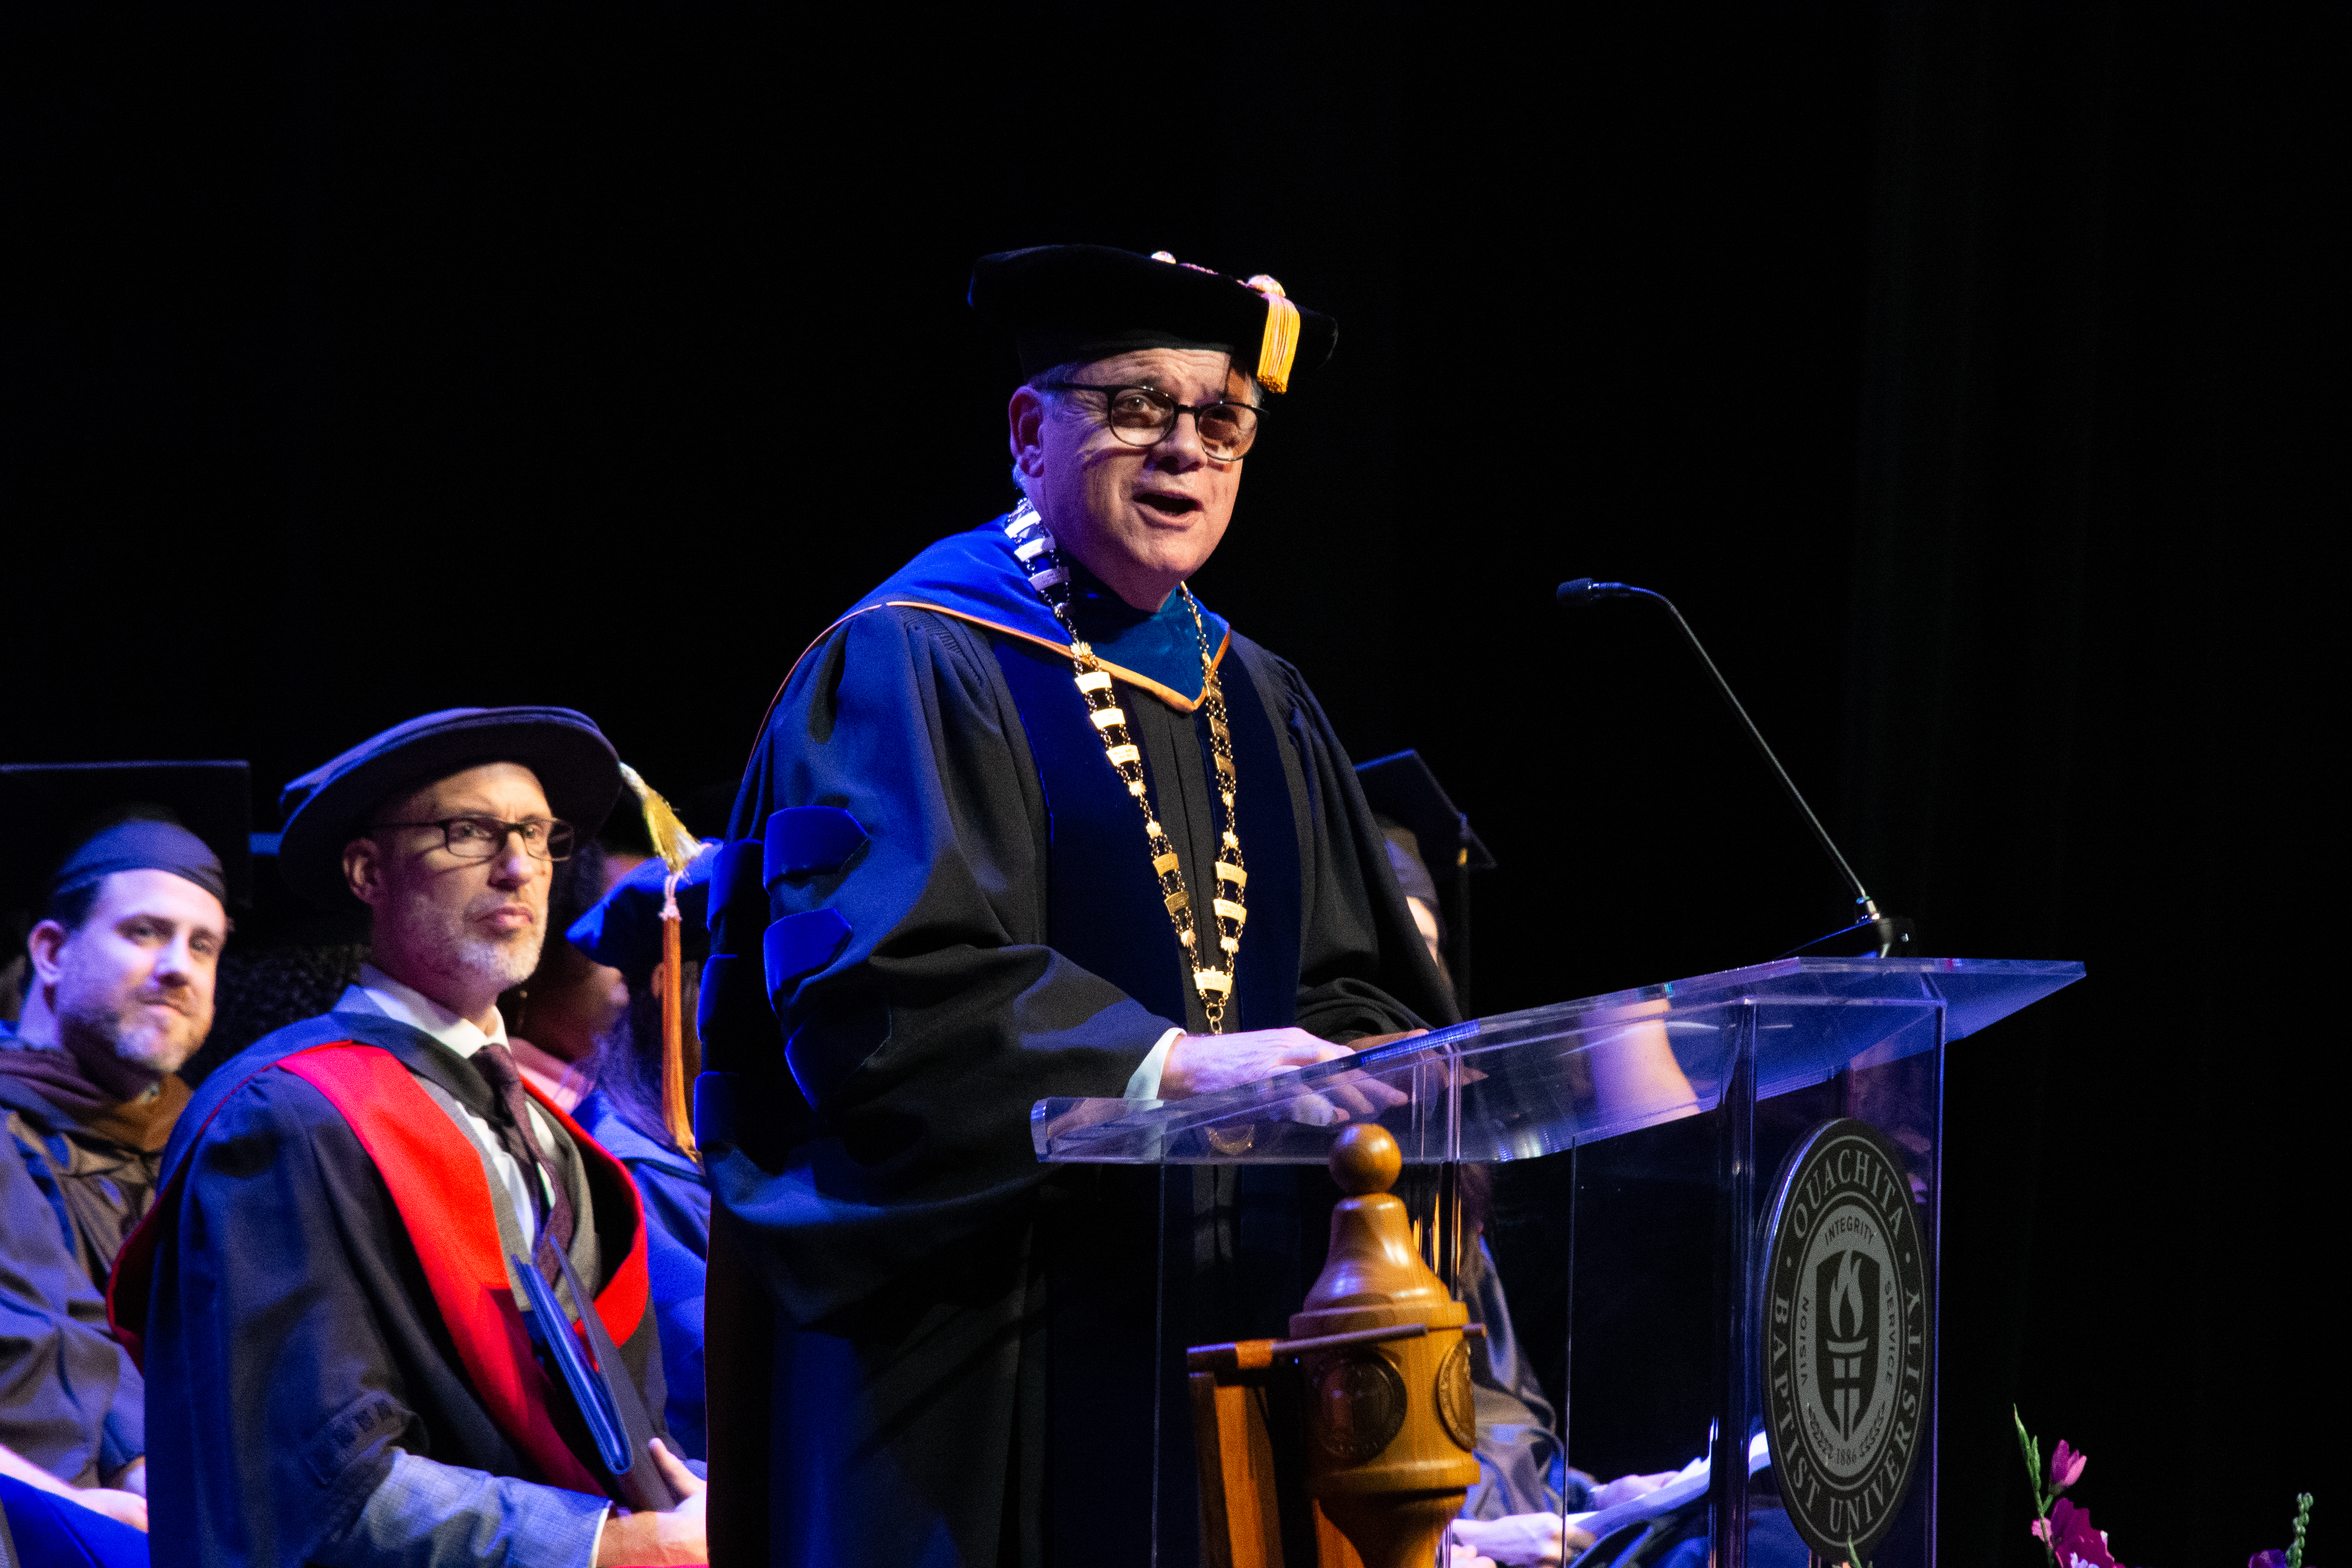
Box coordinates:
[698,515,1454,1565]
[120,1011,667,1567]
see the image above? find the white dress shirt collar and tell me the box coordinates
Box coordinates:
[339,962,509,1061]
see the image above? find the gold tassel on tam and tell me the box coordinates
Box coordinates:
[619,763,702,1160]
[620,762,701,870]
[1246,274,1301,394]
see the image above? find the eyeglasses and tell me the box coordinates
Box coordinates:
[1040,381,1264,462]
[370,815,576,862]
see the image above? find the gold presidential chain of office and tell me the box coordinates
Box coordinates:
[1005,502,1248,1033]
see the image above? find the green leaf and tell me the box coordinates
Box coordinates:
[2013,1407,2048,1512]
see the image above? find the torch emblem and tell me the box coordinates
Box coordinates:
[1813,1246,1881,1442]
[1760,1118,1931,1561]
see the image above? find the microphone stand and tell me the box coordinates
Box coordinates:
[1556,578,1914,958]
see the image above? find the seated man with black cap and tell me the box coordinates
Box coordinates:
[701,246,1449,1562]
[111,710,708,1568]
[0,767,242,1539]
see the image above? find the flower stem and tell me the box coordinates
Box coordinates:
[2287,1492,2312,1568]
[2013,1408,2056,1567]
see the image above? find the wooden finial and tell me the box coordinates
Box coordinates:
[1292,1122,1478,1568]
[1330,1123,1403,1196]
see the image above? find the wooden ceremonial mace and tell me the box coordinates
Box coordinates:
[1191,1123,1482,1568]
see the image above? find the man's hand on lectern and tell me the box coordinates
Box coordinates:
[1160,1028,1420,1119]
[1450,1510,1596,1567]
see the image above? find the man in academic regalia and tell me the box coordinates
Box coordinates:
[111,710,709,1567]
[0,765,247,1547]
[699,245,1453,1564]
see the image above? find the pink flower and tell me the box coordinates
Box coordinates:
[2042,1500,2121,1568]
[2249,1552,2290,1568]
[2050,1440,2088,1493]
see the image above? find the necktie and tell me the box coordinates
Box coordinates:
[472,1041,579,1287]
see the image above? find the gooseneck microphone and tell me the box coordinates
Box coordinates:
[1556,578,1912,957]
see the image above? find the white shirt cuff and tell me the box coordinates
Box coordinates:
[1124,1027,1183,1101]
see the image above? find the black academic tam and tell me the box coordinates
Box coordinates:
[970,243,1338,390]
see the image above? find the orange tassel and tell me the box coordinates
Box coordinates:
[655,873,696,1158]
[623,763,702,1161]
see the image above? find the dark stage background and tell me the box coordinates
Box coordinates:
[6,5,2336,1563]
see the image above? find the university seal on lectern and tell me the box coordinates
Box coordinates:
[1760,1118,1931,1559]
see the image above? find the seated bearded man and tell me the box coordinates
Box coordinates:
[114,710,708,1568]
[1,782,240,1544]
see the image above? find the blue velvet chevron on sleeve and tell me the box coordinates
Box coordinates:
[760,807,867,884]
[707,605,1178,1326]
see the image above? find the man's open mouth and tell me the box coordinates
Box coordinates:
[1135,492,1200,516]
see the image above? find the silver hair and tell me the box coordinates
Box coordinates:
[1010,364,1077,496]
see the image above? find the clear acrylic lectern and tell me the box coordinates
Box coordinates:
[1034,956,2083,1568]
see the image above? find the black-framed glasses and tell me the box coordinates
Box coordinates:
[370,815,577,862]
[1040,381,1264,462]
